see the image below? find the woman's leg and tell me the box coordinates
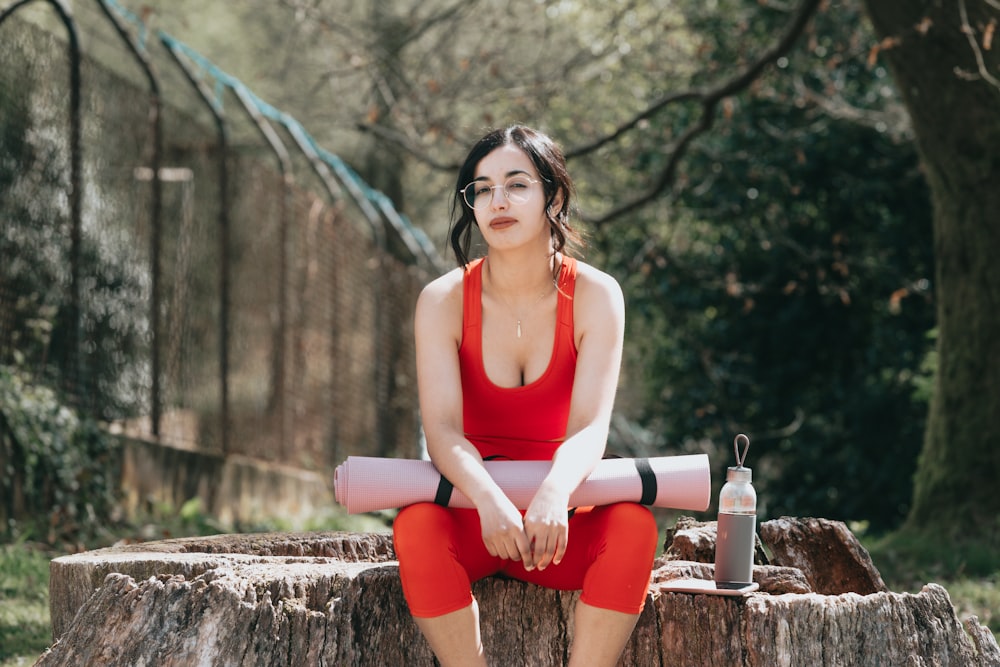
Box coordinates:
[413,599,487,667]
[504,502,658,665]
[576,503,659,614]
[568,601,640,667]
[394,504,500,664]
[569,503,658,666]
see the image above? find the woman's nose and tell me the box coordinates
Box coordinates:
[490,186,509,209]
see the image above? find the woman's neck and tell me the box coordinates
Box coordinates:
[483,250,560,300]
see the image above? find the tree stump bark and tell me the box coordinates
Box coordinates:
[760,516,888,595]
[38,519,1000,666]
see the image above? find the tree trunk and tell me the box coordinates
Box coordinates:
[861,0,1000,535]
[38,524,999,666]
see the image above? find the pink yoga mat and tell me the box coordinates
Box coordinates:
[334,455,711,514]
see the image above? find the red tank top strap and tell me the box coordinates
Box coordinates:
[462,258,486,342]
[556,257,577,328]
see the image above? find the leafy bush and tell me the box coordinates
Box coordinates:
[0,39,148,421]
[595,2,936,531]
[0,365,120,543]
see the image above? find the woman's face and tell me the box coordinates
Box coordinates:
[469,144,555,253]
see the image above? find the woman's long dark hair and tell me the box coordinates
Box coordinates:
[448,126,585,267]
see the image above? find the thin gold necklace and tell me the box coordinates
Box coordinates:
[485,259,557,338]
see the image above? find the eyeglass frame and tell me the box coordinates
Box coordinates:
[459,175,542,210]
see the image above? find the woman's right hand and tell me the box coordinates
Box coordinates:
[477,494,533,567]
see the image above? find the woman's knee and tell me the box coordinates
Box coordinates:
[603,503,658,556]
[393,502,451,559]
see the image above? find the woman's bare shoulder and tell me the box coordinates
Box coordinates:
[419,266,465,305]
[572,260,624,306]
[416,266,466,335]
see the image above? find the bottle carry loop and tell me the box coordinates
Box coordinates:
[734,433,750,468]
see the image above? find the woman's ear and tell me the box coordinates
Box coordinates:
[548,190,566,219]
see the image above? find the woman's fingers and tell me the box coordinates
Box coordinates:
[496,533,530,564]
[552,531,568,566]
[514,532,533,568]
[481,513,532,565]
[524,518,568,571]
[523,484,570,570]
[481,499,577,571]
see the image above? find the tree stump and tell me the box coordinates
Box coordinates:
[38,519,1000,666]
[760,516,888,595]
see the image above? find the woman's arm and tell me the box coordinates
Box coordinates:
[414,272,533,565]
[522,265,626,570]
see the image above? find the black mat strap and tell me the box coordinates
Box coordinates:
[433,475,454,507]
[635,458,657,505]
[433,456,502,507]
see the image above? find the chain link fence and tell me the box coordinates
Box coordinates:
[1,1,443,482]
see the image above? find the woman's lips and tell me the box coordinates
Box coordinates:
[489,217,517,230]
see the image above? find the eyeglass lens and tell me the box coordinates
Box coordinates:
[462,176,536,209]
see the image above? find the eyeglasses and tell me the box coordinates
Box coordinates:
[459,176,540,210]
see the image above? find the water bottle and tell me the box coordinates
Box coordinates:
[714,434,757,589]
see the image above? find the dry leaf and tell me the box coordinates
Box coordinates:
[889,288,909,314]
[868,36,901,67]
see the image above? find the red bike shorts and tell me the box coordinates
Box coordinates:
[393,501,658,618]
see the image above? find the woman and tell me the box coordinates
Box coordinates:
[393,126,658,666]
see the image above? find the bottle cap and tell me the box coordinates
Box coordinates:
[726,465,752,483]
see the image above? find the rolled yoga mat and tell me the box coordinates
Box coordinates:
[333,454,711,514]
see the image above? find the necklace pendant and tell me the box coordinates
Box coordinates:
[516,320,522,338]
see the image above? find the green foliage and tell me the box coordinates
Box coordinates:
[628,116,933,530]
[0,366,121,543]
[910,329,937,404]
[0,58,67,376]
[595,1,936,531]
[869,526,1000,584]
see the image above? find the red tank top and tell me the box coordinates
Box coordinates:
[459,257,578,461]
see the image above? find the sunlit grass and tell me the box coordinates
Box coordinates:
[0,543,52,667]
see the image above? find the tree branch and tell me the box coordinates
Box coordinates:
[580,0,825,226]
[957,0,1000,90]
[355,122,460,171]
[355,0,825,222]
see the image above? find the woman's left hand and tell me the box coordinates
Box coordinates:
[523,483,570,571]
